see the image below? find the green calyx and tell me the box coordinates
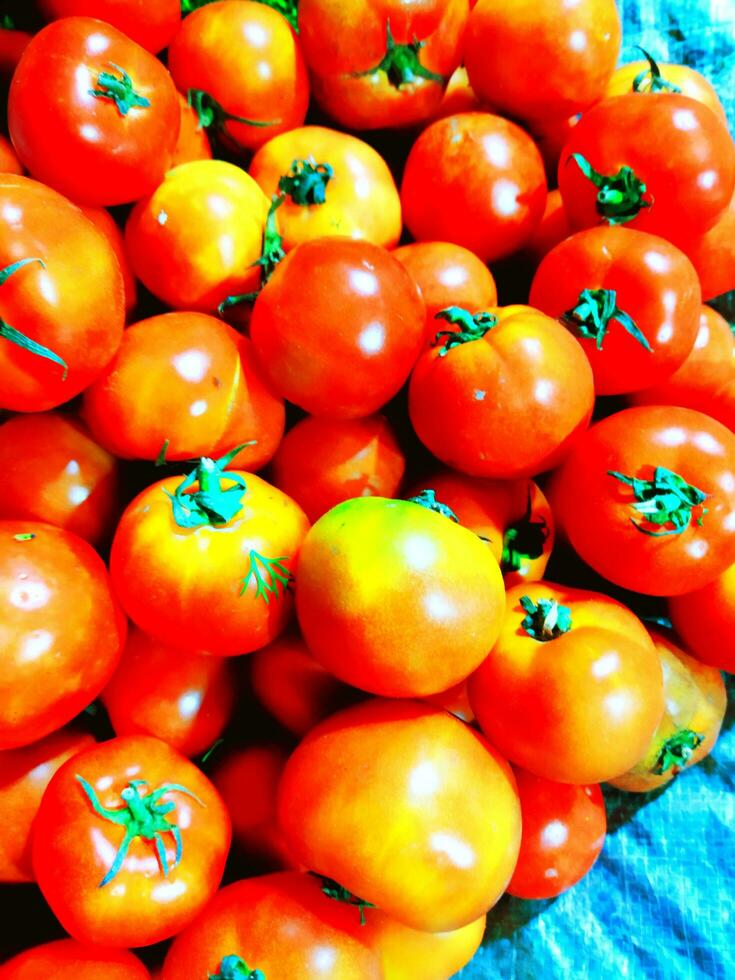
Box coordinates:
[218,293,259,316]
[653,729,704,775]
[187,89,276,133]
[501,492,549,574]
[254,195,286,284]
[562,287,652,352]
[278,159,334,205]
[89,63,150,116]
[632,47,682,94]
[76,776,203,887]
[209,955,265,980]
[433,306,498,357]
[608,466,708,536]
[1,14,15,28]
[240,550,293,603]
[0,258,68,378]
[407,488,459,523]
[569,153,651,226]
[520,595,572,641]
[165,444,253,528]
[320,875,376,926]
[354,19,444,88]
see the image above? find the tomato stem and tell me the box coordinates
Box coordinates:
[240,550,293,602]
[209,954,265,980]
[433,306,498,356]
[632,48,682,94]
[501,490,549,574]
[653,729,704,775]
[89,63,151,116]
[254,195,286,284]
[187,89,278,132]
[278,159,334,205]
[562,287,652,352]
[407,488,459,523]
[319,875,376,926]
[165,444,255,528]
[608,466,708,536]
[354,19,444,88]
[520,596,572,641]
[0,258,68,378]
[568,153,651,226]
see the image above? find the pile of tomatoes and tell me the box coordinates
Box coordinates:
[0,0,733,977]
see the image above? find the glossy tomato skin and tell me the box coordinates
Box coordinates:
[552,406,735,595]
[83,313,285,469]
[0,135,22,175]
[408,306,594,479]
[558,94,735,242]
[249,126,402,251]
[529,226,702,395]
[79,205,137,317]
[250,238,425,418]
[9,18,180,207]
[296,497,505,697]
[506,769,606,900]
[683,188,735,301]
[37,0,180,53]
[362,911,485,980]
[32,735,231,948]
[0,176,124,412]
[0,726,94,883]
[269,414,405,523]
[401,113,547,263]
[469,582,665,783]
[277,699,521,932]
[0,521,126,750]
[669,562,735,673]
[0,413,120,547]
[102,627,236,757]
[0,940,150,980]
[168,1,308,153]
[163,872,382,980]
[110,471,309,656]
[465,0,621,122]
[171,92,212,167]
[125,161,270,312]
[605,60,727,122]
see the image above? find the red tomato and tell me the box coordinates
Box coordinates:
[9,18,180,207]
[269,414,405,523]
[529,226,702,395]
[171,92,212,167]
[277,700,521,932]
[682,188,735,300]
[0,413,119,547]
[0,521,126,750]
[558,94,735,243]
[37,0,181,53]
[83,312,285,469]
[469,582,665,783]
[522,189,571,265]
[401,113,547,263]
[168,1,309,154]
[669,562,735,673]
[551,406,735,595]
[0,726,94,883]
[250,238,425,419]
[32,735,231,948]
[506,769,606,900]
[408,305,594,478]
[0,175,124,412]
[605,53,727,123]
[0,940,150,980]
[79,205,137,317]
[0,27,31,78]
[0,135,22,175]
[465,0,621,122]
[110,454,309,656]
[102,627,236,757]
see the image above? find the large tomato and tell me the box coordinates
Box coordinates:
[9,18,180,206]
[37,0,181,53]
[32,735,231,948]
[469,582,665,783]
[0,176,124,412]
[0,521,126,750]
[605,52,727,122]
[277,700,521,932]
[669,561,735,673]
[551,406,735,595]
[0,940,150,980]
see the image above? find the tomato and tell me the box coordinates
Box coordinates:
[37,0,180,53]
[0,27,31,78]
[469,582,665,783]
[609,628,726,792]
[529,226,702,395]
[0,413,119,547]
[278,699,521,932]
[392,241,498,344]
[171,92,212,167]
[558,94,735,243]
[163,872,383,979]
[0,940,150,980]
[465,0,621,122]
[401,113,547,263]
[669,561,735,673]
[551,406,735,595]
[529,115,580,186]
[110,453,309,656]
[168,1,309,154]
[250,238,425,419]
[296,496,505,697]
[83,312,285,469]
[79,205,137,317]
[102,627,236,757]
[249,126,402,251]
[362,910,485,980]
[0,726,94,883]
[300,0,468,130]
[0,135,22,175]
[249,632,360,736]
[406,471,555,586]
[408,305,594,479]
[124,160,270,313]
[522,189,571,265]
[269,414,405,523]
[0,521,126,750]
[682,188,735,300]
[431,65,483,120]
[506,769,606,899]
[0,175,124,413]
[605,52,727,123]
[9,18,180,207]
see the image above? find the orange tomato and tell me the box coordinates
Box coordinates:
[0,134,22,174]
[363,910,485,979]
[605,55,727,123]
[79,205,137,316]
[1,939,150,979]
